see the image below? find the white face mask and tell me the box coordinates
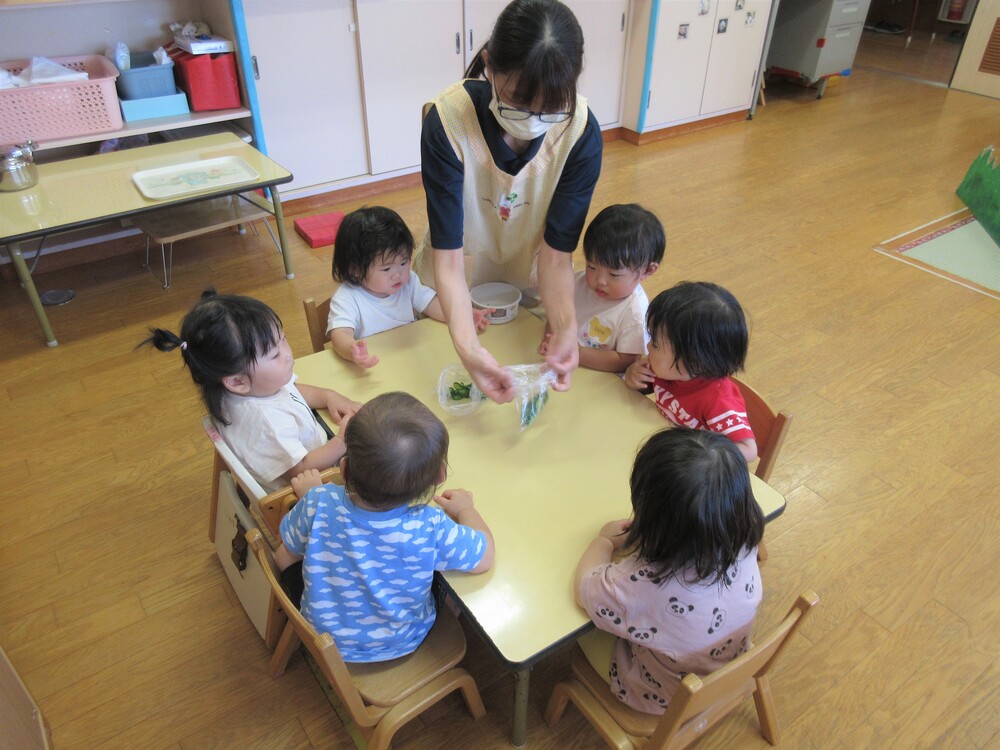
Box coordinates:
[488,88,557,142]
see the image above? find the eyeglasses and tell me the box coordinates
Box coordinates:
[493,81,572,123]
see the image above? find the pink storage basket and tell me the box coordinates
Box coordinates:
[0,55,123,143]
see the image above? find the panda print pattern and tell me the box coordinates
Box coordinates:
[577,548,762,715]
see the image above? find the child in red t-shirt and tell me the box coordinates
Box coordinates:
[623,281,757,463]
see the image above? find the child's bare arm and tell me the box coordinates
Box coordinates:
[736,438,758,464]
[330,327,380,369]
[282,436,346,482]
[435,488,495,573]
[574,519,630,608]
[578,347,640,373]
[426,296,492,332]
[274,543,303,571]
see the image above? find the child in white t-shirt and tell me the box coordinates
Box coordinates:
[541,204,665,373]
[328,206,488,368]
[142,290,360,493]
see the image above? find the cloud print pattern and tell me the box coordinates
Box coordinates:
[280,483,486,662]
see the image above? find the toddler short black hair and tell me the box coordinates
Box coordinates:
[624,428,763,584]
[343,392,448,509]
[583,204,666,272]
[332,206,414,286]
[646,281,748,380]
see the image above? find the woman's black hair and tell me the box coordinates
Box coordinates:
[583,204,666,272]
[465,0,584,116]
[624,428,763,583]
[139,289,282,425]
[343,392,449,509]
[332,206,414,286]
[646,281,748,380]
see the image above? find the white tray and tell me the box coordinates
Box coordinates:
[132,156,260,200]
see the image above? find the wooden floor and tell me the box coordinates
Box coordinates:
[3,70,1000,749]
[855,27,962,84]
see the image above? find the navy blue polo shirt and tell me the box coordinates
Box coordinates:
[420,79,603,252]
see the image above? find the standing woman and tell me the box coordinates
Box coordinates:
[418,0,603,402]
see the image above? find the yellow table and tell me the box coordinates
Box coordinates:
[0,133,292,346]
[294,312,785,747]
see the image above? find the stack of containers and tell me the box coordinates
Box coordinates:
[116,51,189,121]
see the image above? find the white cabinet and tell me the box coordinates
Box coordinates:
[242,0,369,190]
[356,0,466,174]
[624,0,773,133]
[572,0,630,126]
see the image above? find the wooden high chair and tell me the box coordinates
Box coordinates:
[545,590,819,750]
[247,528,487,750]
[303,296,333,354]
[203,416,342,648]
[732,377,793,562]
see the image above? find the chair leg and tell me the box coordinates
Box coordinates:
[457,670,486,720]
[268,621,300,677]
[544,680,572,728]
[753,675,781,745]
[757,538,769,563]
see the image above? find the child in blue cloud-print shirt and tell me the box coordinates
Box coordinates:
[277,391,494,662]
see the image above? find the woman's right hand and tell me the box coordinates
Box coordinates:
[461,346,515,403]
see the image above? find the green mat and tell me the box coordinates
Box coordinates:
[874,208,1000,300]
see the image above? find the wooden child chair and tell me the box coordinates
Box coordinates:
[203,416,341,648]
[247,529,487,750]
[545,590,819,750]
[732,376,793,562]
[303,296,333,354]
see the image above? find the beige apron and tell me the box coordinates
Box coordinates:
[416,81,589,292]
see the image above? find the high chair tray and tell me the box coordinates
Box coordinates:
[132,156,259,200]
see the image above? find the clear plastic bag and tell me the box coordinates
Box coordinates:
[507,364,556,430]
[437,364,487,416]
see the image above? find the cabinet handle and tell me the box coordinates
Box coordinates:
[469,30,474,50]
[456,32,461,54]
[621,12,625,32]
[251,55,260,81]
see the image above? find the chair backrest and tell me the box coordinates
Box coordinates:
[202,415,267,502]
[246,528,380,728]
[732,376,792,483]
[258,466,344,537]
[647,590,819,749]
[303,296,332,355]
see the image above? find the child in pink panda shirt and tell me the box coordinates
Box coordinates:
[572,428,764,714]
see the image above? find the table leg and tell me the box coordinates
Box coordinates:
[268,185,294,279]
[7,241,57,346]
[511,666,530,748]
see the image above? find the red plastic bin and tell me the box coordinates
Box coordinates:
[166,44,241,111]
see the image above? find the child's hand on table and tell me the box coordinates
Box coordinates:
[292,468,324,498]
[434,488,475,520]
[624,356,656,391]
[350,340,380,368]
[472,307,494,333]
[326,392,361,425]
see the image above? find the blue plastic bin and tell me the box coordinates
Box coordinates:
[116,52,176,100]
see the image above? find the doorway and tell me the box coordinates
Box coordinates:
[855,0,977,84]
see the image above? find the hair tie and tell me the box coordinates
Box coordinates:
[180,341,188,351]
